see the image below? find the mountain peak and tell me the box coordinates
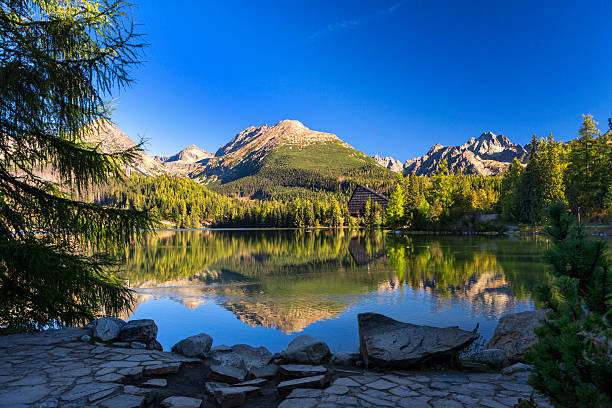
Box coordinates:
[164,144,212,163]
[403,131,527,176]
[216,119,346,158]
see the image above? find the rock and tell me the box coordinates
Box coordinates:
[92,317,126,342]
[209,348,247,370]
[98,394,144,408]
[280,334,331,365]
[143,378,167,387]
[357,313,479,368]
[148,339,163,351]
[231,344,272,370]
[161,396,203,408]
[118,319,158,343]
[249,364,278,379]
[143,362,180,375]
[214,386,259,408]
[470,349,509,367]
[502,362,533,375]
[486,310,547,361]
[279,364,328,377]
[172,333,212,358]
[204,381,229,396]
[234,378,267,387]
[329,352,360,366]
[210,365,247,384]
[81,335,92,342]
[113,342,130,348]
[130,341,147,349]
[459,360,489,372]
[276,375,328,394]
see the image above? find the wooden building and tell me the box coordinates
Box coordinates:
[347,184,389,217]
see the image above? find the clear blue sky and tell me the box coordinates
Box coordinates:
[112,0,612,161]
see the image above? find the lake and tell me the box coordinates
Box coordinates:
[119,229,550,353]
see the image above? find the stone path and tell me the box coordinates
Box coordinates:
[0,327,554,408]
[0,328,199,408]
[278,369,553,408]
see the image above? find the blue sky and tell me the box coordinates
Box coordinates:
[112,0,612,161]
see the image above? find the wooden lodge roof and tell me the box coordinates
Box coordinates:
[348,184,389,216]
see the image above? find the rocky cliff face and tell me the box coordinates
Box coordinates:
[402,132,527,176]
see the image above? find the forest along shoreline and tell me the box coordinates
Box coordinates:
[0,311,552,408]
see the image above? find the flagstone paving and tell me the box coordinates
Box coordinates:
[0,327,554,408]
[278,370,553,408]
[0,328,199,408]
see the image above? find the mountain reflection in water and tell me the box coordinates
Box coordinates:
[118,229,550,351]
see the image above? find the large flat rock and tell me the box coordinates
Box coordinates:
[358,313,479,368]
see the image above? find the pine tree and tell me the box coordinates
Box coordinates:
[565,114,610,217]
[526,203,611,407]
[0,1,152,331]
[499,158,523,221]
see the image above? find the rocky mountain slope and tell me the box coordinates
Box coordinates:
[372,155,403,172]
[87,120,167,177]
[155,144,213,176]
[375,132,527,176]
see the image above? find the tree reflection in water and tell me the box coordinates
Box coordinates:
[118,230,550,333]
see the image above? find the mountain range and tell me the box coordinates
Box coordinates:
[98,120,528,194]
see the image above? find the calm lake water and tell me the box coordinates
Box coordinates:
[119,229,550,353]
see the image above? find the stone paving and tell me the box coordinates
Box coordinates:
[0,327,554,408]
[0,328,199,408]
[278,369,553,408]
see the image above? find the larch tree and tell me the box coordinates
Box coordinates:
[0,0,153,331]
[386,180,405,229]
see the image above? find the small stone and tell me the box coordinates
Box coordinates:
[249,364,278,379]
[389,386,420,397]
[97,373,123,382]
[278,398,318,408]
[233,378,267,387]
[209,365,247,384]
[98,394,145,408]
[286,389,323,398]
[329,351,360,366]
[280,334,331,365]
[480,398,509,408]
[92,317,126,342]
[430,381,451,390]
[143,363,180,376]
[324,385,349,395]
[471,348,510,367]
[365,379,396,390]
[277,375,328,394]
[171,333,212,358]
[161,396,203,408]
[81,335,92,342]
[431,399,463,408]
[61,383,118,401]
[501,362,532,375]
[142,378,167,387]
[204,381,229,396]
[279,364,328,377]
[118,319,158,343]
[130,342,147,349]
[332,377,360,387]
[113,342,130,348]
[123,385,149,395]
[214,387,259,408]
